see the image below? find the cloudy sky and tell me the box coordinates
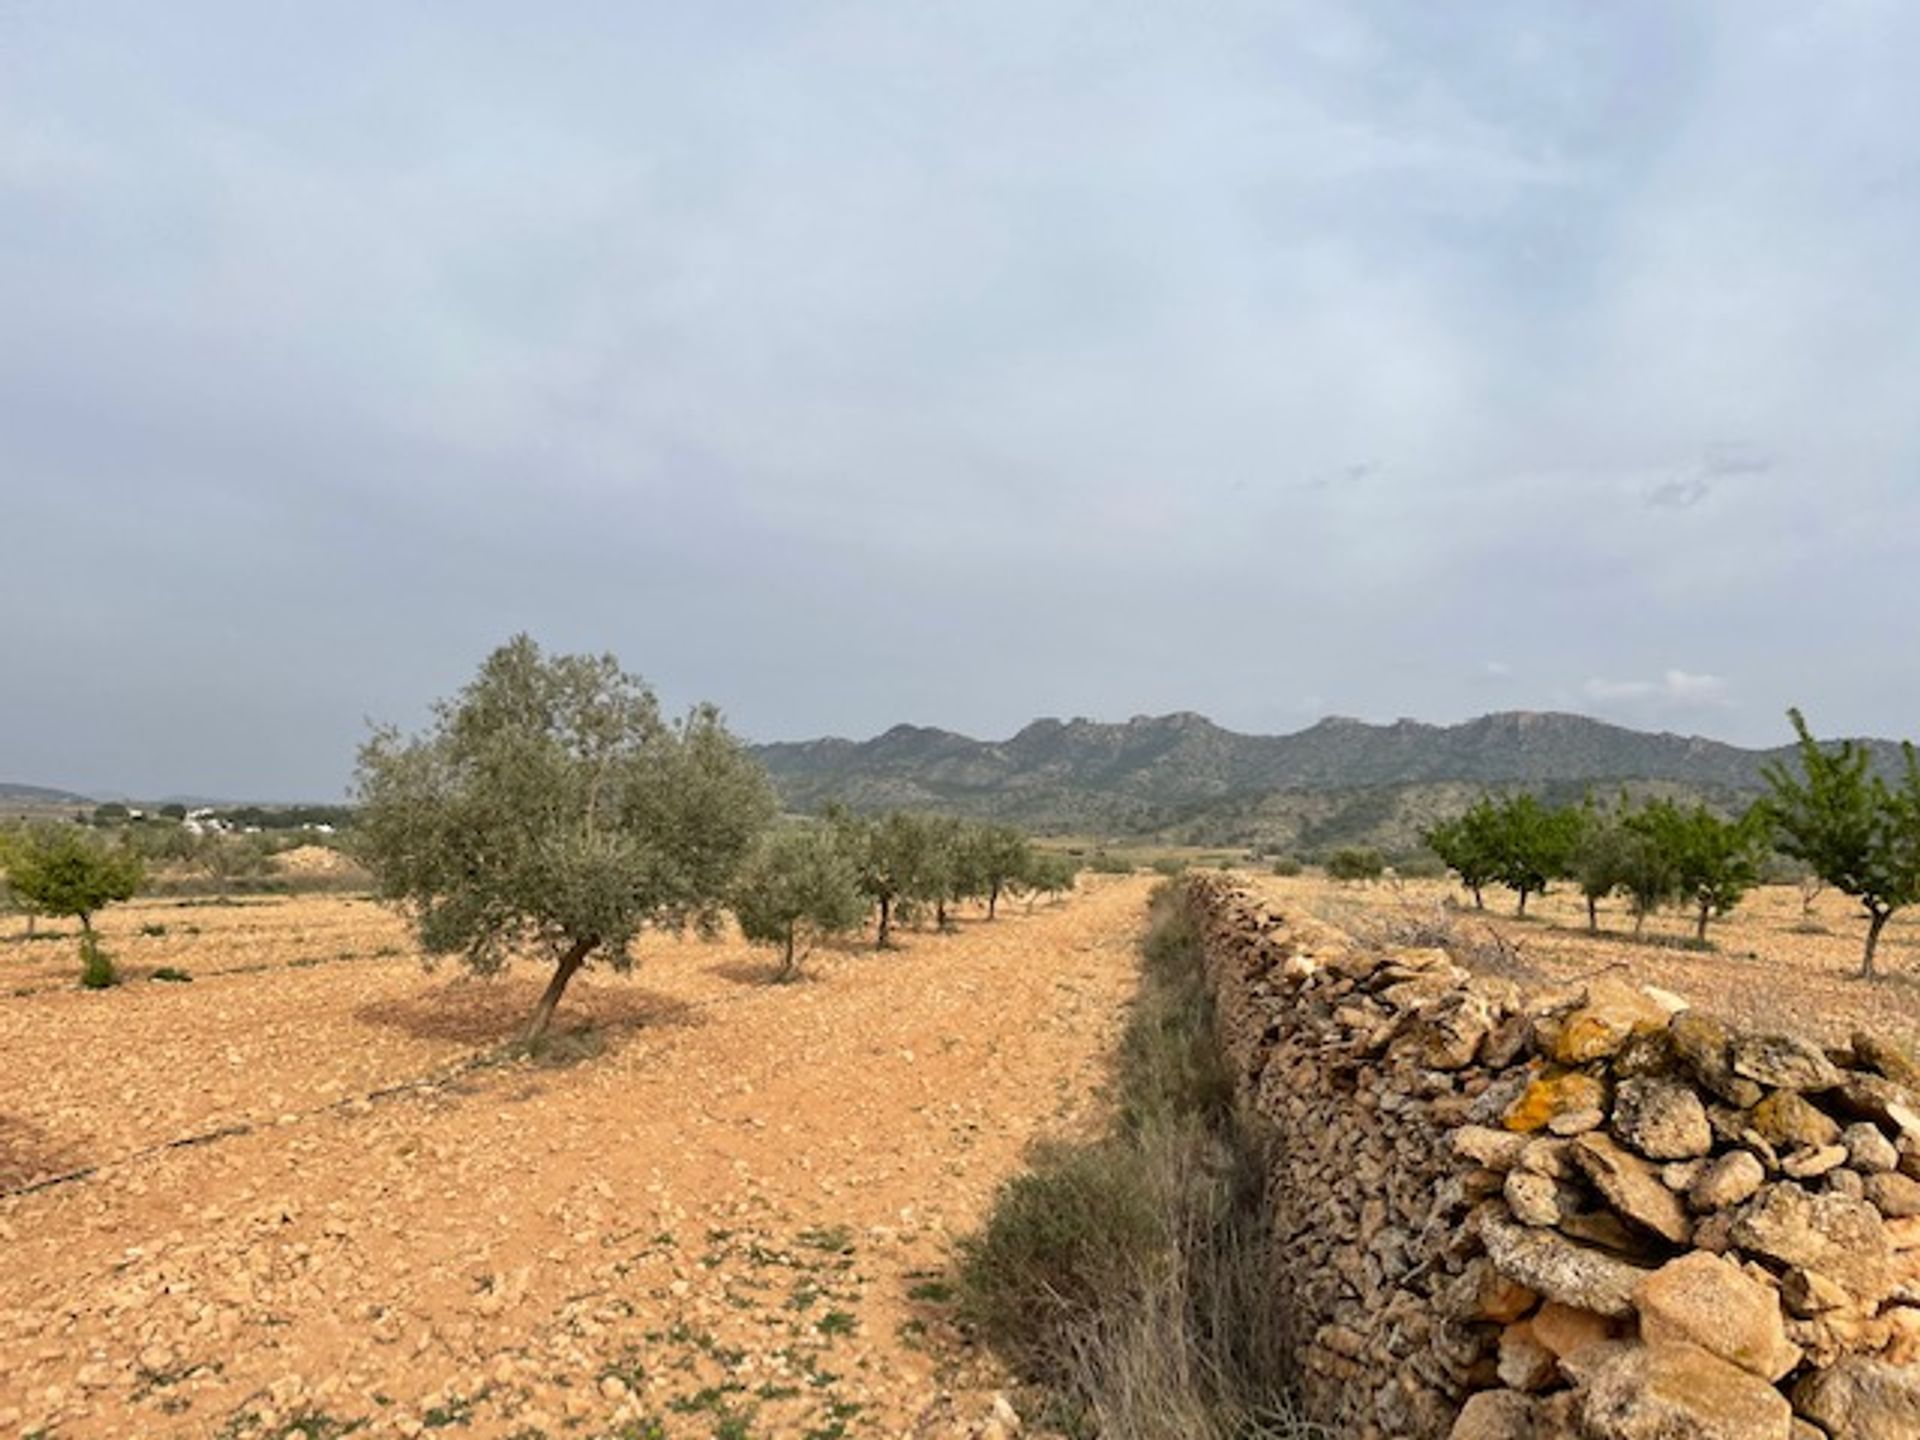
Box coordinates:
[4,2,1918,798]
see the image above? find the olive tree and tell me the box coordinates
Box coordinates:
[1763,709,1920,978]
[731,823,866,981]
[6,824,144,986]
[353,636,775,1043]
[1570,800,1634,934]
[967,823,1034,920]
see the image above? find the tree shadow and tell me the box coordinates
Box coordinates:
[355,975,701,1047]
[0,1113,92,1193]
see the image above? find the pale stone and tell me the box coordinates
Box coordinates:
[1632,1251,1800,1382]
[1572,1340,1793,1440]
[1691,1152,1766,1212]
[1792,1357,1920,1440]
[1730,1182,1895,1306]
[1572,1132,1694,1245]
[1481,1214,1652,1319]
[1613,1078,1714,1161]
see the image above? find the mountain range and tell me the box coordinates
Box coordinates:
[752,711,1908,855]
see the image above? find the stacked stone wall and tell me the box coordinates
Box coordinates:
[1186,873,1920,1439]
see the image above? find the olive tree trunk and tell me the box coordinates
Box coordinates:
[526,937,595,1045]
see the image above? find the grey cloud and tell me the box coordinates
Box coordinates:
[2,3,1918,796]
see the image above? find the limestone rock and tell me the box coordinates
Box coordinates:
[1549,1107,1606,1137]
[1572,1340,1794,1440]
[1456,1125,1531,1172]
[1538,980,1673,1065]
[1751,1091,1842,1150]
[1497,1320,1559,1392]
[1780,1145,1847,1180]
[1853,1030,1920,1089]
[1632,1251,1801,1382]
[1449,1388,1542,1440]
[1444,1255,1541,1324]
[1503,1071,1611,1135]
[1480,1214,1653,1319]
[1672,1011,1765,1107]
[1844,1122,1901,1175]
[1792,1356,1920,1440]
[1505,1170,1562,1228]
[1866,1171,1920,1219]
[1528,1300,1620,1365]
[1613,1077,1714,1161]
[1730,1033,1843,1092]
[1730,1183,1895,1306]
[1691,1152,1767,1212]
[1572,1133,1694,1245]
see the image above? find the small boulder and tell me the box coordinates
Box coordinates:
[1449,1388,1542,1440]
[1613,1077,1714,1160]
[1792,1357,1920,1440]
[1730,1033,1843,1092]
[1730,1182,1895,1306]
[1865,1171,1920,1218]
[1844,1122,1901,1175]
[1780,1144,1848,1180]
[1572,1132,1694,1245]
[1632,1251,1801,1382]
[1672,1011,1766,1107]
[1572,1340,1794,1440]
[1480,1213,1653,1318]
[1504,1070,1612,1135]
[1751,1091,1842,1150]
[1505,1170,1563,1228]
[1529,1300,1620,1364]
[1538,980,1673,1065]
[1853,1030,1920,1089]
[1498,1321,1560,1392]
[1456,1125,1531,1171]
[1691,1151,1767,1212]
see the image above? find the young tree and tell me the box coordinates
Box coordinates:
[1489,794,1581,917]
[831,808,934,949]
[6,824,144,986]
[1019,850,1079,907]
[1570,800,1633,934]
[731,823,866,980]
[919,815,974,932]
[1423,798,1504,909]
[967,823,1034,920]
[1667,804,1768,944]
[1763,709,1920,978]
[353,636,775,1043]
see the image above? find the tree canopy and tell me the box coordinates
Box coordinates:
[1763,708,1920,978]
[731,823,866,981]
[353,635,775,1042]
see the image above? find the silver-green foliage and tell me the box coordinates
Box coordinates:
[353,635,775,1040]
[1763,707,1920,978]
[731,823,867,979]
[4,823,144,985]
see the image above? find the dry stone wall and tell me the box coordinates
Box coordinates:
[1185,873,1920,1440]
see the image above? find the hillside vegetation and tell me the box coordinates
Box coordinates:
[754,710,1900,853]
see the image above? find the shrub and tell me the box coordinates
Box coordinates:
[1085,852,1137,875]
[79,932,116,989]
[958,884,1309,1437]
[1324,847,1384,883]
[1268,856,1302,878]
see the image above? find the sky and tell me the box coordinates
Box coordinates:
[4,2,1919,798]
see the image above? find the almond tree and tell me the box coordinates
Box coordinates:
[1763,709,1920,979]
[354,636,774,1043]
[6,823,144,986]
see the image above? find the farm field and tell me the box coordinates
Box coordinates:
[0,876,1153,1439]
[1256,871,1920,1050]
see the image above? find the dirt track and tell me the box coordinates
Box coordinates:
[0,877,1152,1438]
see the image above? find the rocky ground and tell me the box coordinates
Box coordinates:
[0,877,1152,1439]
[1267,874,1920,1050]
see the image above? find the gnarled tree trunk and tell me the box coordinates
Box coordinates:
[526,937,595,1045]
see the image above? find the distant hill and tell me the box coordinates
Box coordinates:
[0,781,94,815]
[752,711,1908,853]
